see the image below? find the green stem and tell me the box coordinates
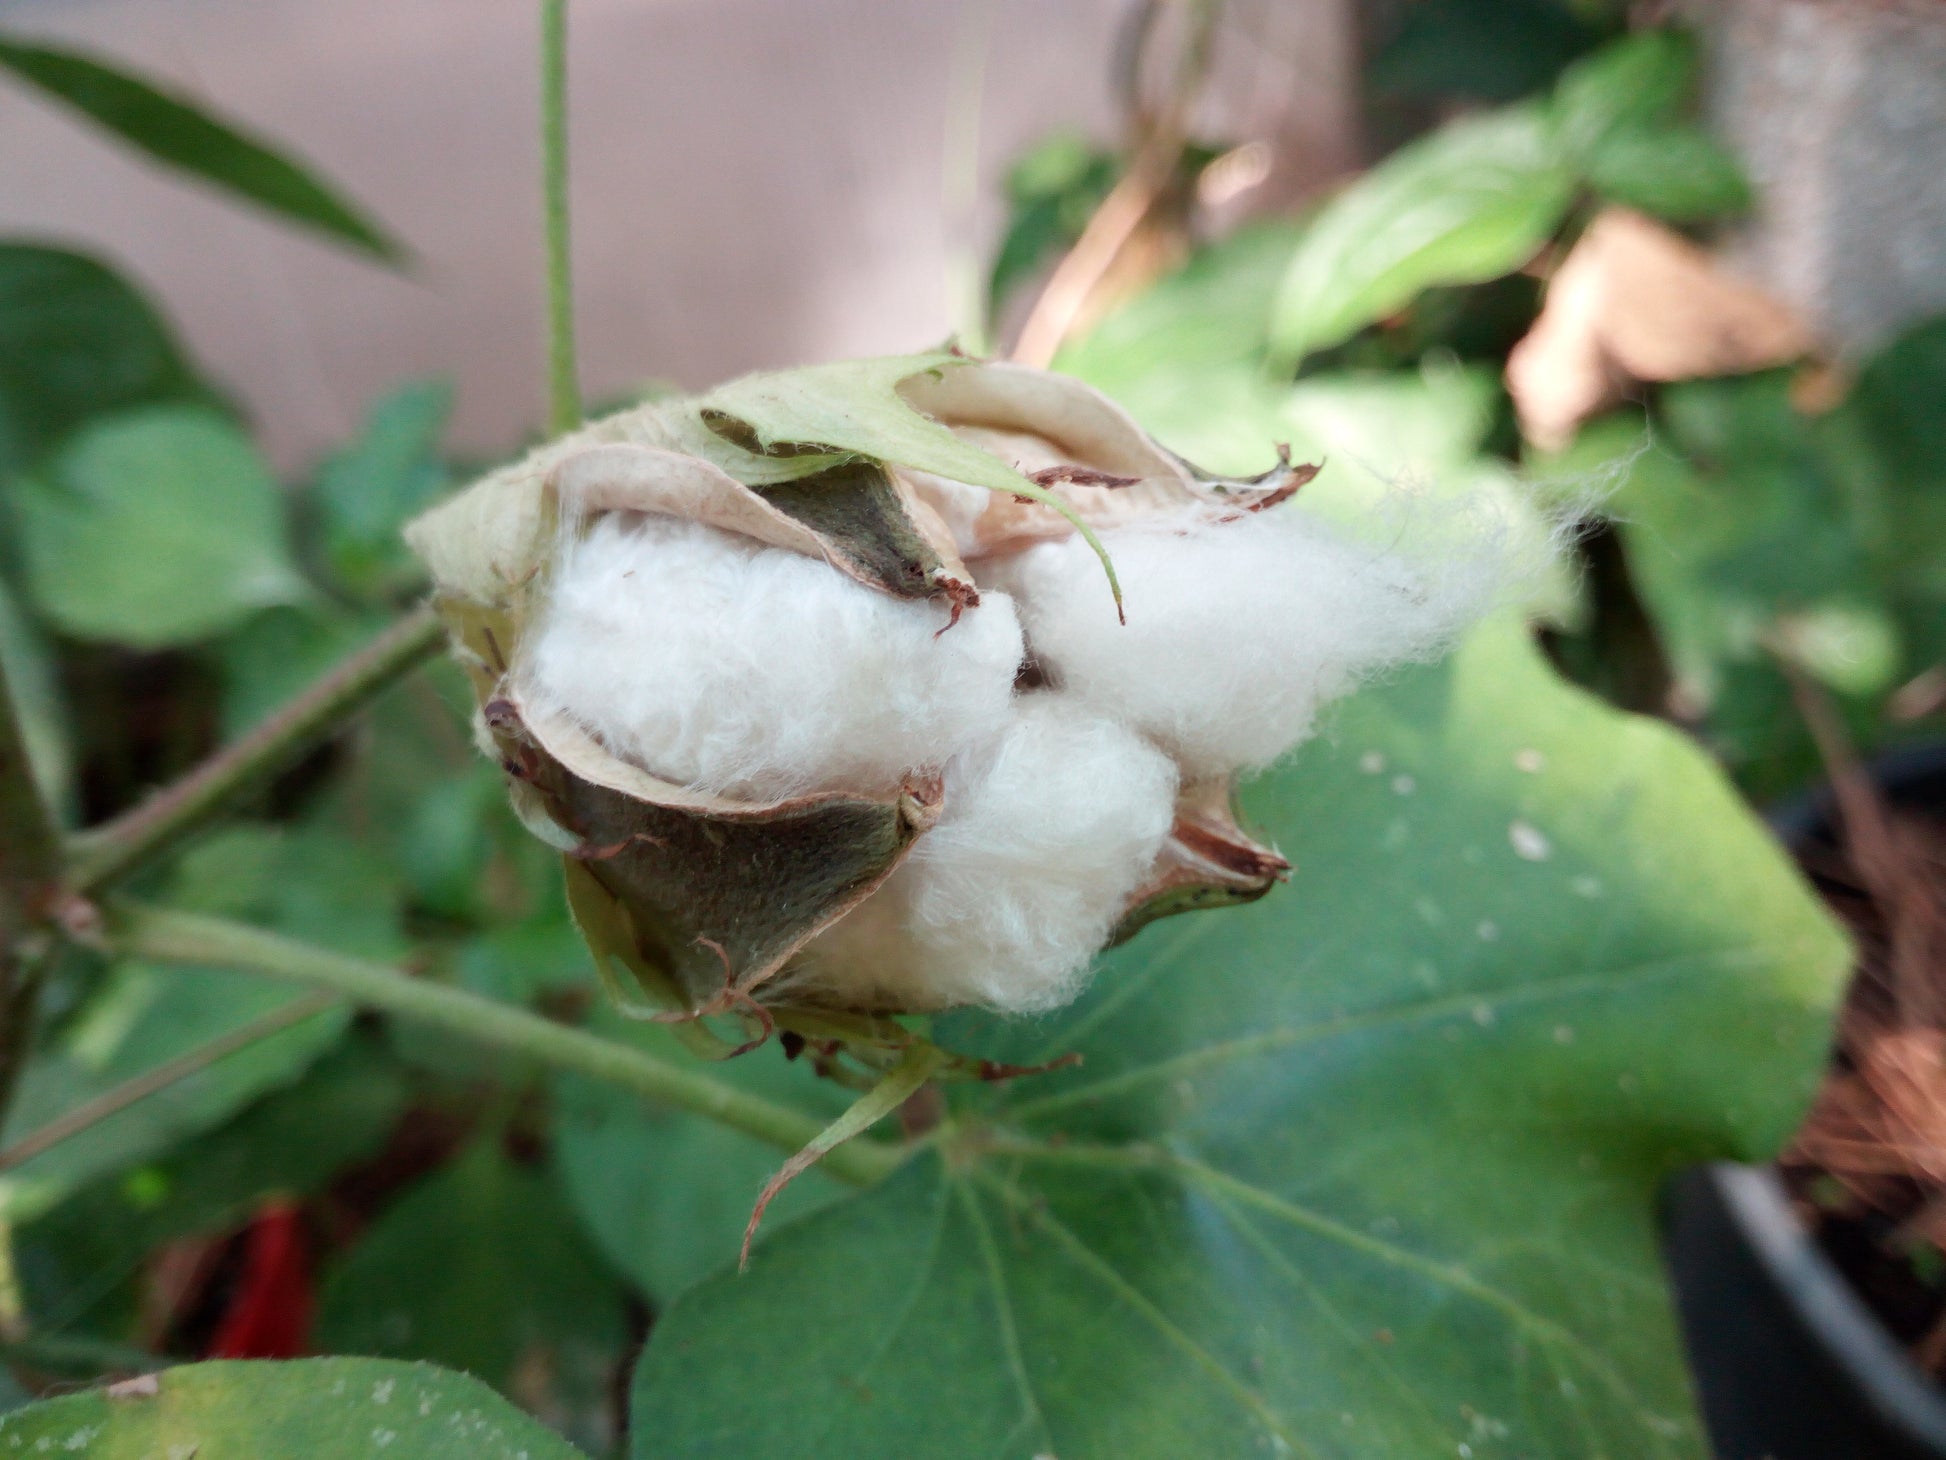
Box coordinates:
[541,0,581,436]
[65,604,445,896]
[0,1219,25,1347]
[0,641,60,1148]
[0,991,340,1174]
[109,904,907,1187]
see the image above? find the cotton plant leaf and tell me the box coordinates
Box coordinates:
[1269,104,1575,368]
[554,1009,852,1303]
[630,620,1848,1459]
[0,1359,589,1459]
[1546,29,1699,163]
[312,1141,629,1454]
[11,405,308,648]
[0,244,207,478]
[0,35,401,261]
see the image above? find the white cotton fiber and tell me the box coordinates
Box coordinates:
[989,500,1505,779]
[793,694,1179,1013]
[519,512,1025,800]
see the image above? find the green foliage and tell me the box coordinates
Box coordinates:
[314,1141,629,1452]
[0,574,70,814]
[1370,0,1613,103]
[1271,27,1749,368]
[0,18,1907,1457]
[0,35,401,260]
[0,825,399,1225]
[987,132,1118,319]
[1269,105,1573,367]
[314,380,453,601]
[1549,31,1749,220]
[0,1358,589,1459]
[0,245,206,479]
[555,1013,852,1303]
[10,406,308,647]
[1537,317,1946,794]
[17,1032,407,1339]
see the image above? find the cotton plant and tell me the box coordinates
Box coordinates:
[405,352,1511,1066]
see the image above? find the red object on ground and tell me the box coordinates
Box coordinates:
[205,1199,312,1359]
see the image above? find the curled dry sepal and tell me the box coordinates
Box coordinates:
[405,353,1503,1078]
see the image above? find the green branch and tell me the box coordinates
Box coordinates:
[0,646,60,1135]
[65,604,444,895]
[541,0,581,436]
[0,991,340,1174]
[107,904,907,1187]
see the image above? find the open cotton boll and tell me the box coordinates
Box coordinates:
[990,501,1505,779]
[792,694,1179,1013]
[518,511,1025,801]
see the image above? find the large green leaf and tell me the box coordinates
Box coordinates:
[630,620,1846,1458]
[0,36,400,261]
[1582,125,1750,222]
[0,245,204,479]
[11,405,307,647]
[0,1358,588,1459]
[1269,105,1573,367]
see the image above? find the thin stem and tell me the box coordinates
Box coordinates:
[0,991,340,1175]
[65,604,445,896]
[0,641,60,1146]
[541,0,581,436]
[940,0,995,356]
[109,904,907,1187]
[0,1219,25,1347]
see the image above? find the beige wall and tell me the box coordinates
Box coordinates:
[0,0,1356,470]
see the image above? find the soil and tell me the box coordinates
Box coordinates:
[1776,747,1946,1379]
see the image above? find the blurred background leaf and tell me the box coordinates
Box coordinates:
[9,406,308,648]
[0,36,402,261]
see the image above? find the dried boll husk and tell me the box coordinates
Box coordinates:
[404,352,1317,1029]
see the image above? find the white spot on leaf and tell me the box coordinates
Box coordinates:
[1508,821,1551,861]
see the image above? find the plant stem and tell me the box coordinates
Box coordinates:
[109,905,907,1187]
[541,0,581,436]
[0,1219,25,1347]
[65,604,445,896]
[0,647,60,1143]
[0,991,340,1175]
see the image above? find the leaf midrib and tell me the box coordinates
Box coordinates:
[1005,943,1778,1121]
[970,1140,1687,1460]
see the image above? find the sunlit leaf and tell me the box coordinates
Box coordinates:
[1269,106,1573,367]
[0,1358,588,1459]
[11,406,308,648]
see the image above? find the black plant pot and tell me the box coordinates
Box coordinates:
[1663,743,1946,1460]
[1665,1164,1946,1459]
